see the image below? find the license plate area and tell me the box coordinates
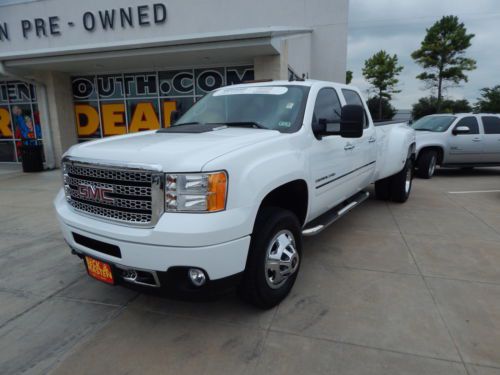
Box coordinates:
[85,256,114,284]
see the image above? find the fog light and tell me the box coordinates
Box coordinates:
[188,268,206,287]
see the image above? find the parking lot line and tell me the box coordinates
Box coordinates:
[448,190,500,194]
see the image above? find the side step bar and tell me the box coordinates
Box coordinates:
[302,191,370,236]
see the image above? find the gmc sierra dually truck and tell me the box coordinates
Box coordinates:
[55,80,416,308]
[412,113,500,178]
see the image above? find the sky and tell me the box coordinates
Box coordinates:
[347,0,500,109]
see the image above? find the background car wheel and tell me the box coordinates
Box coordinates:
[389,158,413,203]
[239,207,302,309]
[374,177,391,200]
[416,150,437,179]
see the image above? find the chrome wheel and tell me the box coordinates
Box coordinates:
[428,156,437,177]
[405,166,412,194]
[265,230,300,289]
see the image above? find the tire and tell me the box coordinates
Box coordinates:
[239,207,302,309]
[389,158,413,203]
[416,150,437,179]
[374,177,391,201]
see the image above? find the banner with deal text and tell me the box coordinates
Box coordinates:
[72,66,254,141]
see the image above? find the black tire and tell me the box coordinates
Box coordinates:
[416,150,437,179]
[239,207,302,309]
[389,158,413,203]
[374,177,391,201]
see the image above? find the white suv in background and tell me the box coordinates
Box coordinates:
[413,113,500,178]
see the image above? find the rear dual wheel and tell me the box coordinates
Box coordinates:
[375,158,413,203]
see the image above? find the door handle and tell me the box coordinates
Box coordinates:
[472,138,481,142]
[368,137,376,143]
[344,143,355,151]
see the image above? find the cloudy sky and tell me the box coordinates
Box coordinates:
[347,0,500,109]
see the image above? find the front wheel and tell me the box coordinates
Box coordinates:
[239,207,302,309]
[416,150,437,179]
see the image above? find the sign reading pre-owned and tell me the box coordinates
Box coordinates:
[0,3,167,42]
[73,66,254,141]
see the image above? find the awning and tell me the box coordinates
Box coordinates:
[1,27,312,74]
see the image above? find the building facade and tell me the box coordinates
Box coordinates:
[0,0,349,166]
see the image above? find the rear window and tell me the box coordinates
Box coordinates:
[341,89,368,128]
[482,116,500,134]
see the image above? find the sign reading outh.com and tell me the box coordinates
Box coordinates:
[72,66,254,141]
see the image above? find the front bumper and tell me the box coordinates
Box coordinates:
[55,190,251,282]
[72,248,244,297]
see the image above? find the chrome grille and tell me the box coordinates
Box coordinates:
[62,159,164,227]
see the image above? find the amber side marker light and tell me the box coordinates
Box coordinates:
[207,172,227,212]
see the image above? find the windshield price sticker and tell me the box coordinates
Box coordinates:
[214,87,288,96]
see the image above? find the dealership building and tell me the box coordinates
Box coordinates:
[0,0,349,166]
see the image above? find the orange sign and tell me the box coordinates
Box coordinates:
[75,101,178,138]
[85,256,114,284]
[0,107,13,138]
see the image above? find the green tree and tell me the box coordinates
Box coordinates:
[474,85,500,113]
[412,96,471,120]
[346,70,353,84]
[367,96,396,121]
[362,50,403,121]
[412,15,476,112]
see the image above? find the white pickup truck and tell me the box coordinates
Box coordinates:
[412,113,500,178]
[55,80,416,308]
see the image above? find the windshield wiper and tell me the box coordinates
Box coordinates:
[173,122,201,126]
[217,121,268,129]
[414,128,435,131]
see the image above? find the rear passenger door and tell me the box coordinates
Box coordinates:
[480,116,500,163]
[341,89,376,188]
[447,116,483,164]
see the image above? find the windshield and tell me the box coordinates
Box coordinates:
[175,85,310,133]
[411,115,456,132]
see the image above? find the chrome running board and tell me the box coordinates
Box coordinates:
[302,191,370,236]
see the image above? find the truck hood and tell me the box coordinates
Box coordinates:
[65,128,281,171]
[415,130,445,143]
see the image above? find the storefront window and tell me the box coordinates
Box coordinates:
[0,80,42,162]
[72,65,254,141]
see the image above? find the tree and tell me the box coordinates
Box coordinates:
[367,96,396,121]
[362,50,403,121]
[346,70,353,84]
[474,85,500,113]
[412,15,476,112]
[412,96,471,120]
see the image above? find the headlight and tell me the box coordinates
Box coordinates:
[165,171,227,212]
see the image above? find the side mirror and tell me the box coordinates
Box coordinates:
[452,125,470,135]
[340,104,364,138]
[170,110,180,125]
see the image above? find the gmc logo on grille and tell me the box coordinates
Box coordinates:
[78,184,114,204]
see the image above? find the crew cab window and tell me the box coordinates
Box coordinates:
[312,88,342,132]
[454,117,479,134]
[341,89,368,128]
[482,116,500,134]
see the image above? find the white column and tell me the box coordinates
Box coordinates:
[35,72,77,168]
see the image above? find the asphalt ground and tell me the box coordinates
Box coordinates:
[0,165,499,375]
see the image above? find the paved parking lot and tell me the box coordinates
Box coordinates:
[0,165,499,375]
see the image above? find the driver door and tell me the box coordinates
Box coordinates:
[309,88,357,218]
[447,116,483,164]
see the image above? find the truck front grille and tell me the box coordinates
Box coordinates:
[62,159,163,227]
